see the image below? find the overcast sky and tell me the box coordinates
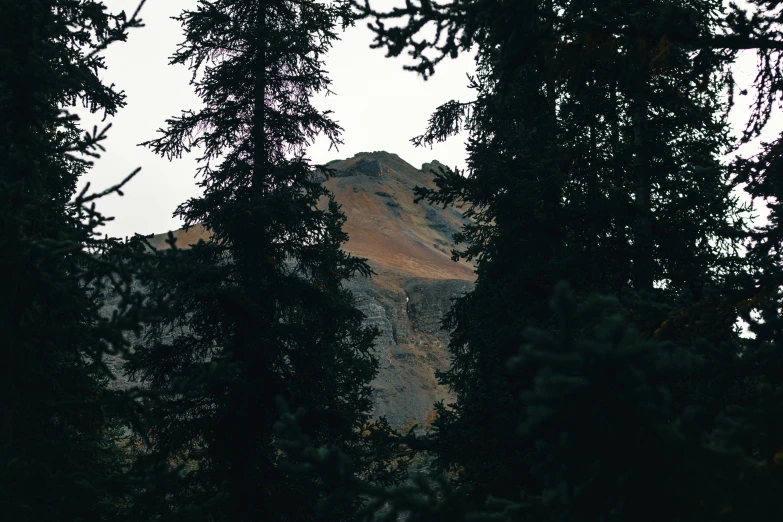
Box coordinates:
[75,0,780,240]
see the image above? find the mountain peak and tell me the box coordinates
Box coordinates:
[421,159,453,175]
[324,150,408,178]
[323,150,452,181]
[149,151,474,285]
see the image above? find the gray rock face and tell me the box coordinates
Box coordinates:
[344,277,411,347]
[102,275,472,427]
[348,279,473,426]
[385,280,474,426]
[326,152,398,178]
[344,277,472,427]
[421,160,452,175]
[405,279,473,339]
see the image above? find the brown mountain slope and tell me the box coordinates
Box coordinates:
[320,151,474,287]
[147,151,474,288]
[135,151,476,425]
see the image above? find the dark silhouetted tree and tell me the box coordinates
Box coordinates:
[0,1,156,521]
[270,0,783,518]
[326,0,783,517]
[124,1,404,521]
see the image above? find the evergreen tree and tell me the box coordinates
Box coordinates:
[123,1,403,520]
[704,0,783,507]
[0,1,155,520]
[274,0,783,519]
[350,0,756,510]
[275,282,783,521]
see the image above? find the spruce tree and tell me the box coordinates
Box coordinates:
[0,1,155,520]
[350,0,756,510]
[274,0,783,518]
[274,281,783,522]
[704,0,783,507]
[123,1,402,520]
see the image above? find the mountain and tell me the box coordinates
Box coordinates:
[108,151,476,427]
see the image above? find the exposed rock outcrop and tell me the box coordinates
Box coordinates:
[110,151,476,426]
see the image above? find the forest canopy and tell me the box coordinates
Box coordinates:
[2,0,783,521]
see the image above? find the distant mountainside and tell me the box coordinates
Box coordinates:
[147,151,474,285]
[114,151,476,426]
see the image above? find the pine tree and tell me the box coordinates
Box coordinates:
[0,1,155,520]
[123,1,403,520]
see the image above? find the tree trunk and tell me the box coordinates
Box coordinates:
[630,79,653,293]
[252,4,267,196]
[609,73,629,292]
[588,71,599,290]
[231,5,267,521]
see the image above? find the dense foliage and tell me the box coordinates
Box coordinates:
[347,0,752,509]
[273,0,783,520]
[0,1,154,520]
[122,1,405,520]
[7,0,783,520]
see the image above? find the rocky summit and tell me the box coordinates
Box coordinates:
[108,151,476,427]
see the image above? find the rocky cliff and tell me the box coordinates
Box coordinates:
[106,151,475,427]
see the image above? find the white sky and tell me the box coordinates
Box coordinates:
[74,0,780,241]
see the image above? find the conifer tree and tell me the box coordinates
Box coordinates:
[273,0,783,519]
[0,1,155,520]
[703,0,783,505]
[123,1,403,520]
[349,0,759,510]
[275,280,783,522]
[272,0,783,518]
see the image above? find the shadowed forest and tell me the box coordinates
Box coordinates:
[4,0,783,520]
